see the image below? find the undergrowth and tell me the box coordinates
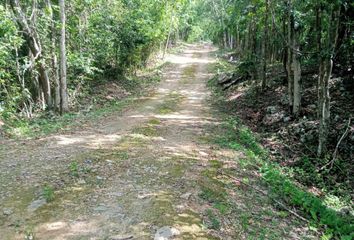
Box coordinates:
[207,61,354,239]
[42,185,55,202]
[1,98,132,139]
[212,116,353,239]
[1,66,163,139]
[209,57,353,199]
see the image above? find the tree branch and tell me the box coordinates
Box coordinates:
[220,171,310,223]
[321,117,352,170]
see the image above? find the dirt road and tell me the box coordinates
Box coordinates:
[0,44,313,240]
[0,44,218,239]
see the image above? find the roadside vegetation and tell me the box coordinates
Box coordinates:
[1,66,163,138]
[206,50,353,239]
[0,0,190,138]
[192,0,353,238]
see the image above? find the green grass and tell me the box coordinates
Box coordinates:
[262,163,354,239]
[133,125,159,137]
[69,161,79,178]
[213,202,230,215]
[42,185,55,202]
[2,70,163,139]
[211,117,353,239]
[206,209,221,230]
[199,185,227,204]
[1,97,134,139]
[181,64,198,84]
[156,91,184,114]
[112,151,129,160]
[148,118,161,125]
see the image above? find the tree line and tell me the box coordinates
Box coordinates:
[0,0,188,120]
[188,0,353,157]
[1,0,353,158]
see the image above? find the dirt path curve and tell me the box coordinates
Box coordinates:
[0,44,219,239]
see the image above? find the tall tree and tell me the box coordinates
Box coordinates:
[10,0,52,109]
[286,0,294,113]
[317,4,340,156]
[59,0,68,113]
[292,20,301,116]
[286,0,301,115]
[261,0,269,90]
[163,1,174,59]
[45,0,60,111]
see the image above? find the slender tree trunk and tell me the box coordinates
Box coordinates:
[282,15,288,85]
[14,47,23,88]
[163,3,173,59]
[261,0,269,90]
[46,0,60,111]
[53,54,60,111]
[223,31,227,48]
[38,65,52,108]
[229,33,233,49]
[287,0,294,113]
[245,22,250,57]
[270,12,276,63]
[220,0,227,48]
[318,59,332,156]
[236,24,240,51]
[59,0,69,113]
[317,8,340,157]
[292,26,301,115]
[316,6,323,118]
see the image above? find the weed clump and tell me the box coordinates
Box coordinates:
[42,185,54,202]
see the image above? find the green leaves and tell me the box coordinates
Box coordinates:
[0,5,24,115]
[262,163,354,238]
[213,116,354,238]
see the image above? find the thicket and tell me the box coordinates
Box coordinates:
[0,0,194,133]
[191,0,353,154]
[210,115,353,239]
[198,0,353,237]
[193,0,353,192]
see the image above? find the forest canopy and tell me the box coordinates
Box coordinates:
[0,0,182,116]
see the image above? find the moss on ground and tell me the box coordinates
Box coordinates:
[181,64,198,84]
[133,125,159,137]
[148,118,161,125]
[156,91,185,114]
